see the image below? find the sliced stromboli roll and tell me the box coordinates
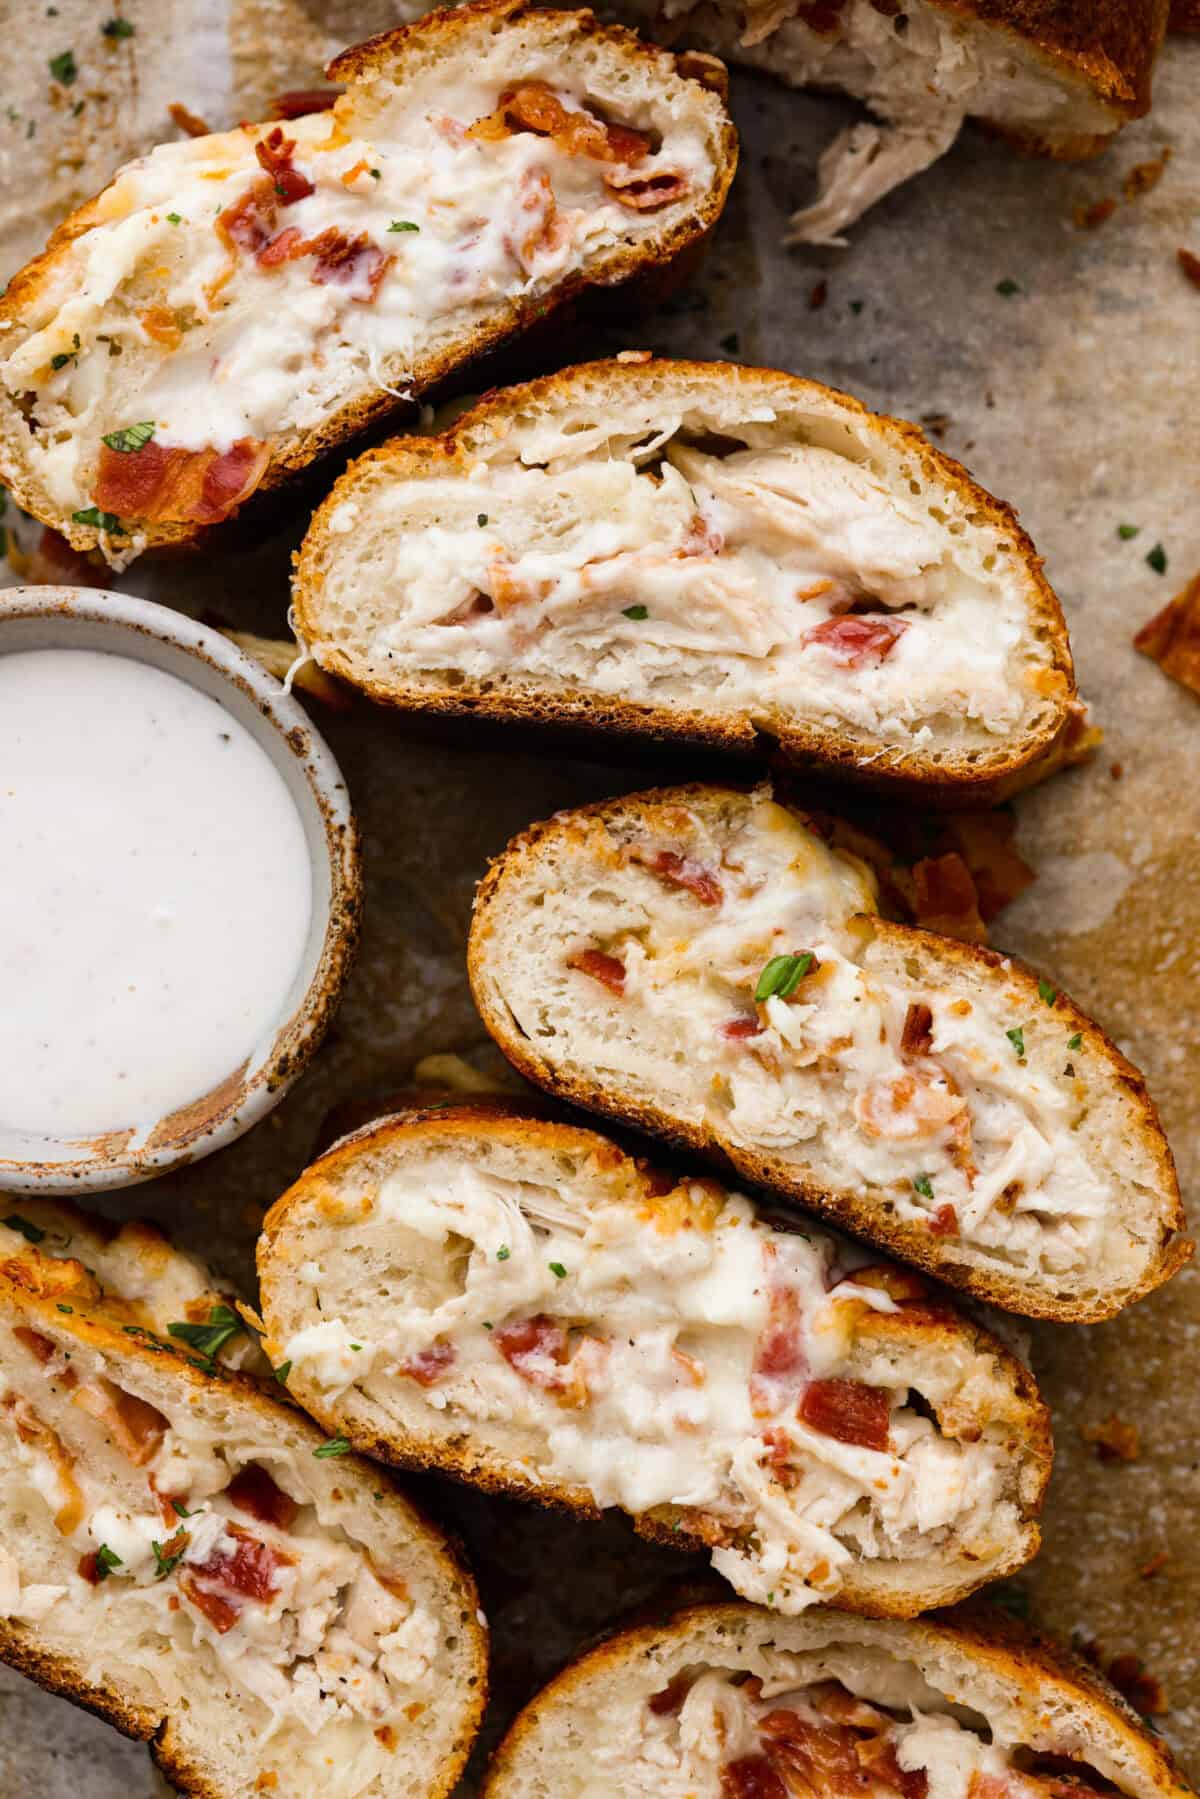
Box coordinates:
[0,0,735,564]
[480,1598,1196,1799]
[257,1101,1051,1618]
[294,358,1075,797]
[468,784,1189,1321]
[0,1251,486,1799]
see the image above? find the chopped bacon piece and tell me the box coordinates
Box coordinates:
[1179,249,1200,291]
[226,1464,299,1530]
[399,1341,457,1386]
[941,814,1035,924]
[73,1378,167,1466]
[929,1202,959,1236]
[1106,1653,1168,1716]
[760,1704,927,1799]
[13,1327,56,1364]
[168,101,211,138]
[912,852,988,945]
[180,1572,241,1633]
[254,126,314,204]
[93,437,270,526]
[257,225,304,268]
[492,1315,597,1407]
[1134,573,1200,696]
[216,176,278,258]
[799,1378,890,1451]
[469,82,650,166]
[1081,1413,1140,1463]
[567,948,626,995]
[802,613,907,665]
[304,228,393,301]
[856,1070,968,1143]
[750,1264,806,1417]
[836,1263,929,1305]
[1073,197,1116,230]
[900,1001,933,1057]
[78,1550,108,1585]
[509,166,570,276]
[270,88,341,121]
[633,846,723,907]
[604,169,691,210]
[721,1015,764,1041]
[721,1757,788,1799]
[185,1523,293,1631]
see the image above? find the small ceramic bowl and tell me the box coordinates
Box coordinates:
[0,586,361,1193]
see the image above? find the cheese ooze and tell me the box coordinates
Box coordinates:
[0,649,312,1138]
[282,1152,1023,1613]
[0,65,714,522]
[328,416,1040,749]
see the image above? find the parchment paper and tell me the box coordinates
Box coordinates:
[0,7,1197,1792]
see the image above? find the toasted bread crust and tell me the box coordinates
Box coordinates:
[467,783,1190,1321]
[934,0,1168,122]
[0,0,736,557]
[0,1271,487,1799]
[294,356,1075,799]
[482,1598,1195,1799]
[259,1099,1051,1618]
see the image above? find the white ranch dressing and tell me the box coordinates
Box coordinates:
[0,648,312,1137]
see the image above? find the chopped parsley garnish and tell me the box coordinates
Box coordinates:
[548,1261,567,1280]
[94,1544,122,1579]
[72,506,124,533]
[102,16,134,36]
[51,349,75,371]
[273,1360,292,1384]
[166,211,182,224]
[171,1498,195,1519]
[166,1303,243,1368]
[496,1245,511,1262]
[1037,978,1057,1007]
[1146,542,1167,575]
[151,1534,186,1580]
[482,1321,493,1330]
[4,1214,45,1243]
[102,420,155,453]
[56,1303,73,1314]
[388,219,419,232]
[49,49,78,85]
[1067,1032,1082,1051]
[477,512,488,526]
[1117,524,1140,541]
[1006,1026,1026,1057]
[369,168,381,179]
[755,951,815,1004]
[912,1173,934,1200]
[995,278,1021,296]
[350,1343,363,1351]
[622,604,649,620]
[314,1437,351,1459]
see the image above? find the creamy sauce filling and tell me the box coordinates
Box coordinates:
[1,71,713,519]
[0,650,312,1138]
[342,426,1030,744]
[284,1156,1020,1612]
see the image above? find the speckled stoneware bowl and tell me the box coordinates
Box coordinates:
[0,586,361,1193]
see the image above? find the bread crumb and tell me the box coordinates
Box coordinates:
[168,100,212,138]
[1124,149,1171,200]
[1178,248,1200,290]
[1073,197,1116,230]
[809,279,828,310]
[1081,1412,1139,1462]
[616,349,653,363]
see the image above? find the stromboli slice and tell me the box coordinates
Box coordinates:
[0,1250,485,1799]
[257,1101,1051,1618]
[468,784,1189,1320]
[0,0,735,562]
[480,1598,1195,1799]
[295,357,1075,796]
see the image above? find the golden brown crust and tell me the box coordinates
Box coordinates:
[467,783,1190,1322]
[0,1267,487,1799]
[1169,0,1200,29]
[931,0,1169,125]
[294,355,1075,799]
[0,0,737,556]
[481,1598,1196,1799]
[259,1100,1050,1617]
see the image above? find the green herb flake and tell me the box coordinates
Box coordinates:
[49,49,78,85]
[1037,978,1057,1007]
[482,1321,493,1331]
[72,506,124,533]
[350,1343,363,1352]
[102,17,134,37]
[1117,524,1140,541]
[166,1303,243,1367]
[1146,542,1167,575]
[4,1214,45,1243]
[622,604,649,620]
[849,299,864,315]
[314,1437,351,1459]
[496,1245,511,1262]
[477,513,488,527]
[171,1499,195,1519]
[151,1534,187,1580]
[1067,1032,1083,1051]
[56,1303,73,1314]
[548,1261,567,1280]
[1006,1026,1026,1058]
[388,219,419,232]
[102,420,155,454]
[51,351,74,370]
[166,211,182,224]
[370,167,381,179]
[273,1360,292,1384]
[995,278,1021,297]
[754,951,816,1004]
[912,1173,934,1200]
[94,1544,122,1579]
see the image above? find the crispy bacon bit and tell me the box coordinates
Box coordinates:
[493,1314,593,1406]
[648,1670,697,1715]
[759,1705,926,1799]
[632,846,723,907]
[1081,1412,1139,1463]
[929,1202,959,1236]
[270,88,341,121]
[255,126,314,204]
[184,1524,294,1631]
[1179,248,1200,290]
[399,1341,457,1386]
[226,1464,299,1530]
[722,1015,764,1041]
[509,166,571,275]
[1134,573,1200,695]
[469,82,650,167]
[1106,1654,1168,1717]
[305,228,393,300]
[1138,1550,1169,1580]
[73,1379,167,1466]
[257,225,304,268]
[911,852,988,945]
[1073,197,1116,230]
[13,1327,56,1364]
[900,1002,933,1057]
[93,437,270,526]
[857,1069,968,1143]
[809,278,828,309]
[721,1757,787,1799]
[1124,150,1171,201]
[567,948,626,995]
[604,169,690,210]
[802,613,907,665]
[939,814,1035,924]
[139,304,184,349]
[78,1550,108,1585]
[837,1263,929,1305]
[216,177,278,258]
[168,100,211,138]
[799,1378,890,1451]
[750,1267,806,1417]
[180,1573,241,1633]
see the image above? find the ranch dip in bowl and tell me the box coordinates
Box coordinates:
[0,586,360,1191]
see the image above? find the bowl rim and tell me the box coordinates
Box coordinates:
[0,584,362,1193]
